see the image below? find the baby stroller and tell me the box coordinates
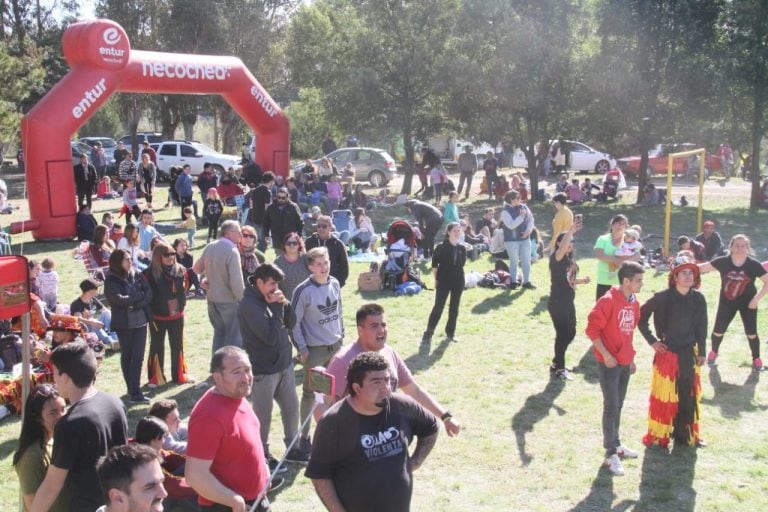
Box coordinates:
[381,220,424,290]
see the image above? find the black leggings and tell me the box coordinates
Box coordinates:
[208,214,221,240]
[712,295,760,358]
[548,299,576,369]
[424,279,464,339]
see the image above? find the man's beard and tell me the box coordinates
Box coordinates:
[374,397,389,409]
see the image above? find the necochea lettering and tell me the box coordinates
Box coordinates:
[141,61,228,80]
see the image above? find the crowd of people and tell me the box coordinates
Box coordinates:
[8,135,768,511]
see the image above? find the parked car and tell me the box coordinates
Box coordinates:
[70,141,94,167]
[617,143,721,179]
[78,136,118,172]
[294,147,397,187]
[512,140,615,173]
[117,132,164,156]
[153,140,242,178]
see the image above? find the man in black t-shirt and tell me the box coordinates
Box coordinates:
[305,352,438,512]
[29,342,128,512]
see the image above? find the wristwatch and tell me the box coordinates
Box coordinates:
[440,411,453,421]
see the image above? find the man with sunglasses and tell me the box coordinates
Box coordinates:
[305,215,349,288]
[263,186,302,251]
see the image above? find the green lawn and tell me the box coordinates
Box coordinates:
[1,174,767,511]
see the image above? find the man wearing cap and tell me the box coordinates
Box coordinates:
[695,221,724,261]
[638,256,707,448]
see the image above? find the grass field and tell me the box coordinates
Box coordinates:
[1,170,767,511]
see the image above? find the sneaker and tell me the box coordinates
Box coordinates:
[267,455,288,474]
[522,282,536,290]
[555,369,571,380]
[446,334,459,342]
[285,446,310,464]
[299,436,312,455]
[268,476,285,493]
[707,350,718,365]
[129,394,150,404]
[195,289,206,298]
[185,291,196,298]
[604,454,625,476]
[617,445,639,459]
[147,383,158,389]
[753,358,763,371]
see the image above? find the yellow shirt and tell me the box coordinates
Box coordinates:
[549,206,574,250]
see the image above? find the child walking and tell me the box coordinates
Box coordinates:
[430,163,448,205]
[204,187,224,243]
[122,179,142,223]
[176,206,197,248]
[37,257,59,311]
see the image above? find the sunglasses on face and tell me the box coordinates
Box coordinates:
[285,241,299,246]
[242,233,256,239]
[276,196,288,200]
[162,252,175,257]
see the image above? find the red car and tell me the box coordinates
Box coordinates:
[617,143,721,178]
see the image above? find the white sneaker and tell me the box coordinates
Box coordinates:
[617,445,639,459]
[604,454,625,476]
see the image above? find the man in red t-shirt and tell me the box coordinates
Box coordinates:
[585,261,644,477]
[185,346,274,512]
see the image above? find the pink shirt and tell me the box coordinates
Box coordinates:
[326,341,414,398]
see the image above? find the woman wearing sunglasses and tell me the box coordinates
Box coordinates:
[144,242,193,387]
[239,224,267,284]
[274,232,311,302]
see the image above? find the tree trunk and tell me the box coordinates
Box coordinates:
[399,125,414,195]
[220,105,241,155]
[749,81,764,210]
[182,111,197,141]
[637,117,652,203]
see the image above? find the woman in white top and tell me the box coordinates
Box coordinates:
[117,223,148,271]
[349,207,375,252]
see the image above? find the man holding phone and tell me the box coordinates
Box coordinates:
[306,351,439,512]
[322,303,461,437]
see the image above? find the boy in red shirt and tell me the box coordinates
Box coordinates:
[585,261,645,476]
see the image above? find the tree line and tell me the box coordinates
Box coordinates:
[1,0,766,206]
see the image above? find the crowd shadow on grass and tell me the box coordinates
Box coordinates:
[635,445,697,512]
[0,432,21,460]
[510,379,566,466]
[702,366,766,419]
[568,467,635,512]
[470,288,523,314]
[404,337,452,376]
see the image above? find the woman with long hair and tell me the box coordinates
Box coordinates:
[104,248,153,403]
[548,220,590,380]
[144,242,192,386]
[13,384,67,512]
[273,231,310,301]
[89,223,114,268]
[117,223,148,271]
[699,234,768,370]
[239,224,266,284]
[349,207,375,252]
[421,222,467,344]
[593,214,639,301]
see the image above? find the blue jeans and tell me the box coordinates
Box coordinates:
[505,239,532,284]
[207,301,242,353]
[597,362,631,456]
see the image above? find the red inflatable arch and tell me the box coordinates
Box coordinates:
[12,19,289,241]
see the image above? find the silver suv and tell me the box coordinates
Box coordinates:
[295,147,397,186]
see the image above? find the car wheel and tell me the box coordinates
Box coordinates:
[156,169,170,183]
[595,160,610,174]
[213,164,226,175]
[368,170,386,187]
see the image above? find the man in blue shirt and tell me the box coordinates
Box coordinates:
[174,164,199,221]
